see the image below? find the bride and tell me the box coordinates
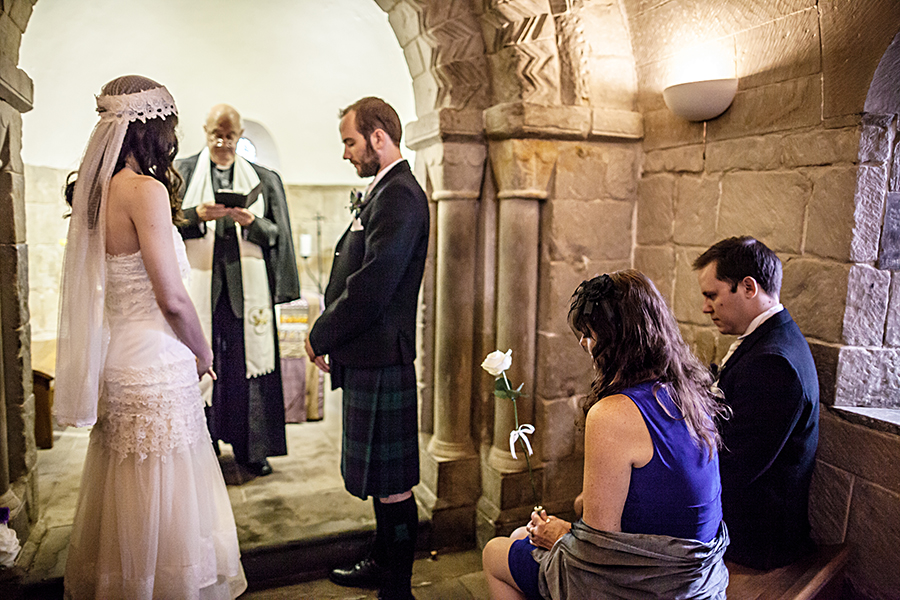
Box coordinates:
[54,75,247,599]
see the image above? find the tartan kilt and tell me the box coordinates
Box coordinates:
[341,363,419,499]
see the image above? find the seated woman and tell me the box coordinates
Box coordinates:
[483,270,730,600]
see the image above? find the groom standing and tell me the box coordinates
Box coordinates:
[306,97,429,600]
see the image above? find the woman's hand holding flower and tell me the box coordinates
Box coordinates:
[526,508,571,550]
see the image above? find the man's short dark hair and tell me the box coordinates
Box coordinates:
[693,236,783,296]
[340,97,402,147]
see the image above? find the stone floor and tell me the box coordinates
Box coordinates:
[13,389,491,599]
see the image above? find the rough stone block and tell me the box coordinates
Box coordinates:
[8,0,36,32]
[805,166,858,261]
[0,104,24,173]
[554,142,637,201]
[0,169,25,243]
[809,341,840,406]
[402,35,428,78]
[809,460,852,545]
[821,0,900,118]
[781,257,849,344]
[539,454,583,506]
[490,138,559,195]
[818,407,900,492]
[673,175,720,248]
[585,56,638,113]
[672,246,706,326]
[717,171,810,253]
[604,145,639,200]
[642,108,704,152]
[544,199,633,262]
[636,174,674,245]
[633,244,675,303]
[412,70,441,116]
[782,126,861,168]
[705,135,782,172]
[842,265,890,347]
[850,164,888,263]
[386,1,423,47]
[846,480,900,596]
[886,274,900,347]
[878,191,900,270]
[891,138,900,193]
[642,144,704,174]
[834,347,900,408]
[634,59,669,114]
[736,7,820,90]
[536,329,592,400]
[708,75,822,141]
[537,396,581,460]
[859,113,896,164]
[679,323,719,368]
[0,13,21,65]
[630,0,811,66]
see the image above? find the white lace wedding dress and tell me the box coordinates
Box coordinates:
[64,226,247,600]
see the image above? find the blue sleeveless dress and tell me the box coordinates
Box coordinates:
[508,380,722,599]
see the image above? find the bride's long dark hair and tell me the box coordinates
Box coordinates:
[64,75,184,225]
[568,269,727,457]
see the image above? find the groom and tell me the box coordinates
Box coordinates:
[306,97,429,600]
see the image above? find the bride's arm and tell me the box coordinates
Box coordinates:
[127,176,213,377]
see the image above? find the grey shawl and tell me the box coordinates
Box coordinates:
[533,520,729,599]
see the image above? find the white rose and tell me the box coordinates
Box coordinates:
[481,349,512,377]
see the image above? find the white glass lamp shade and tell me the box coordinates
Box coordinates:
[663,78,738,122]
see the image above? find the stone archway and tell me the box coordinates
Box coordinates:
[0,0,645,552]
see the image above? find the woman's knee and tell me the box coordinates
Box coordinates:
[482,536,511,574]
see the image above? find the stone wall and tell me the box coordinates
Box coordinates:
[0,0,37,550]
[626,1,900,598]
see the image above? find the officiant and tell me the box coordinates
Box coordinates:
[177,103,300,477]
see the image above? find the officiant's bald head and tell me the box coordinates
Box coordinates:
[204,104,243,168]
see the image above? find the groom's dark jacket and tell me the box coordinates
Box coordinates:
[716,308,819,570]
[308,160,429,386]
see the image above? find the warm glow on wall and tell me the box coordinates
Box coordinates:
[663,42,738,121]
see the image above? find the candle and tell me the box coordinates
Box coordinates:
[299,234,312,258]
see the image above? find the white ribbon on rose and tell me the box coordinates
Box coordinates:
[509,424,535,460]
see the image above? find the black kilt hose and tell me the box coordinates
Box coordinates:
[339,363,419,499]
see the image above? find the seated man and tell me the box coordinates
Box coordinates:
[693,236,819,570]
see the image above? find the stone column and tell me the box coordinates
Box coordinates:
[487,191,543,471]
[408,115,487,548]
[428,190,481,460]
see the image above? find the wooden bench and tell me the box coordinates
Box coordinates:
[31,339,57,449]
[726,544,850,600]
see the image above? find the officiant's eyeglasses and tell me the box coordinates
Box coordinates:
[205,131,240,146]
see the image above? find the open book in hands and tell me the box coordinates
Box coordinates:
[215,182,262,208]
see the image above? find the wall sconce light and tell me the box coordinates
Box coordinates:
[663,78,738,121]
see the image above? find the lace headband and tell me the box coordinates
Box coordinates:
[96,86,177,124]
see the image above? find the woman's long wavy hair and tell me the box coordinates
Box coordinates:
[568,270,726,457]
[65,75,184,224]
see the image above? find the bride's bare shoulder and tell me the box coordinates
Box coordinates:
[108,169,168,209]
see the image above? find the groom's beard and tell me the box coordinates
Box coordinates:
[357,143,380,178]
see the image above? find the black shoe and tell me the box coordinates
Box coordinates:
[329,557,386,588]
[240,459,272,477]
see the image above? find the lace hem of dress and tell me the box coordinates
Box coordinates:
[99,362,207,462]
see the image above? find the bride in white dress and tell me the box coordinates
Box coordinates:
[54,75,247,599]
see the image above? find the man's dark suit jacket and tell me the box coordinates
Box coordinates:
[176,153,300,314]
[716,308,819,570]
[308,160,429,384]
